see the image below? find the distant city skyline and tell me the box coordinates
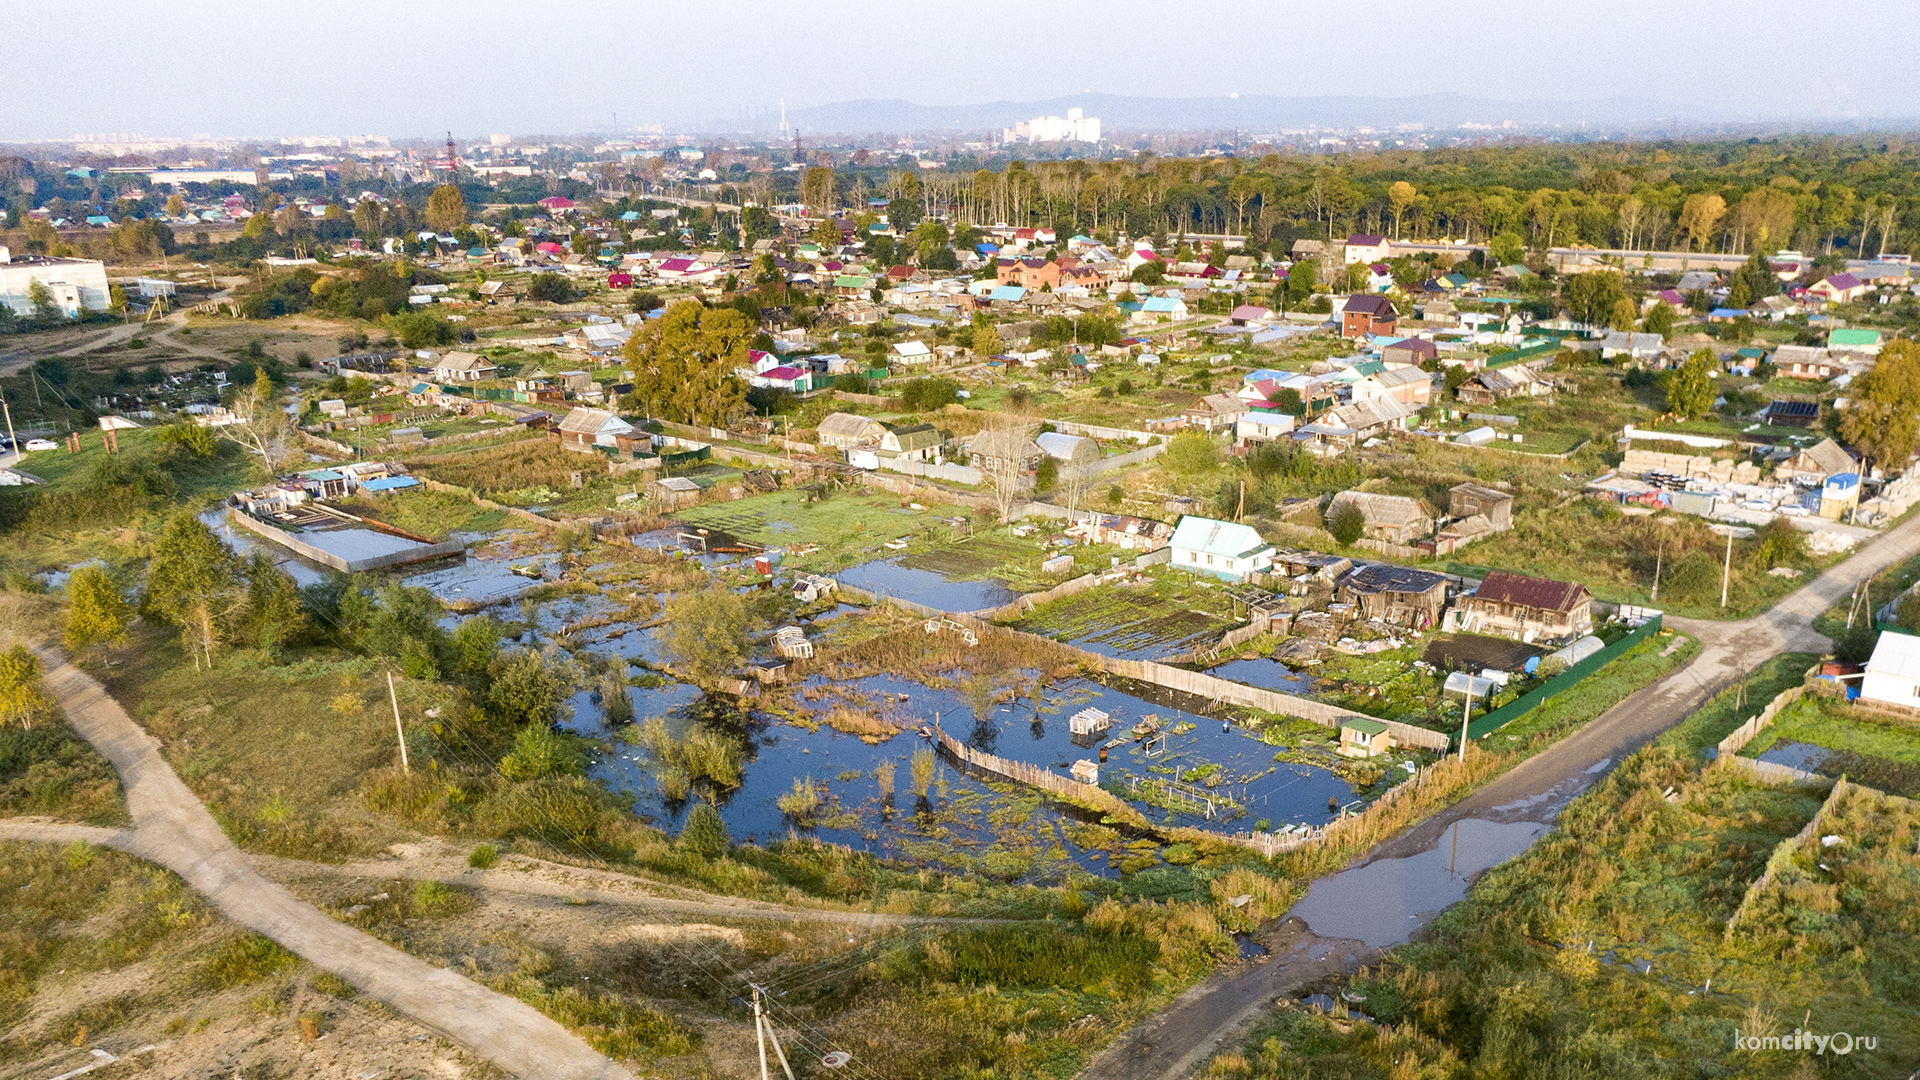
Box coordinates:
[4,0,1918,141]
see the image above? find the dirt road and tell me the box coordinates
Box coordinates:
[1077,510,1920,1080]
[30,647,636,1080]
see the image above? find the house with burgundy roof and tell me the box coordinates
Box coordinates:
[1340,294,1397,340]
[1448,570,1593,644]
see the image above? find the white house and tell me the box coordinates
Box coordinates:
[556,407,635,452]
[1343,234,1391,265]
[433,351,497,382]
[0,249,111,318]
[1861,631,1920,709]
[1168,515,1273,581]
[892,339,934,364]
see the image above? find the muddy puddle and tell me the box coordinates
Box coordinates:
[404,553,562,606]
[1286,817,1548,947]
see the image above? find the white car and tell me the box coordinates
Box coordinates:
[23,439,57,452]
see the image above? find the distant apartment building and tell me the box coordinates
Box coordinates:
[1003,108,1101,144]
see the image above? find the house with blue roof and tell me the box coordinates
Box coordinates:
[1168,516,1274,581]
[987,284,1027,303]
[1132,296,1188,325]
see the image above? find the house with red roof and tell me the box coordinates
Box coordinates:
[537,196,576,212]
[1448,570,1593,644]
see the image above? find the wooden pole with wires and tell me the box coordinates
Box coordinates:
[752,985,795,1080]
[388,671,409,774]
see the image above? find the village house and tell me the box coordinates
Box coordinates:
[878,423,942,463]
[1338,717,1393,759]
[965,427,1044,475]
[1035,431,1102,469]
[1340,294,1397,340]
[1067,513,1173,551]
[1182,393,1248,432]
[996,257,1061,290]
[1380,338,1438,368]
[432,351,497,382]
[1600,330,1667,361]
[1169,515,1274,581]
[1336,563,1450,628]
[1806,273,1870,306]
[1775,438,1858,485]
[1828,327,1883,356]
[1456,364,1546,405]
[1773,344,1841,380]
[1350,365,1433,408]
[1234,410,1297,446]
[556,406,635,454]
[1343,234,1391,265]
[1860,630,1920,710]
[1327,490,1435,546]
[816,412,886,451]
[1448,570,1594,643]
[1448,482,1514,531]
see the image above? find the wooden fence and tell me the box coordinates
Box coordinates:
[1714,683,1809,761]
[930,724,1144,825]
[1725,777,1851,939]
[971,570,1105,621]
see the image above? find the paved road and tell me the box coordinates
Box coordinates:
[30,647,635,1080]
[1077,509,1920,1080]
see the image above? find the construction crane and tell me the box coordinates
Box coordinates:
[436,130,459,172]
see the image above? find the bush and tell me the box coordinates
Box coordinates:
[196,933,298,991]
[468,843,499,869]
[677,800,730,859]
[497,724,582,782]
[897,377,961,411]
[526,274,576,304]
[1165,431,1218,472]
[1327,501,1367,546]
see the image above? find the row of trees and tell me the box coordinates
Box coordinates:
[762,138,1920,260]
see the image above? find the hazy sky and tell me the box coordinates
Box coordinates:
[7,0,1918,140]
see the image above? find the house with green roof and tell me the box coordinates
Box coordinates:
[1828,327,1883,356]
[1169,515,1273,581]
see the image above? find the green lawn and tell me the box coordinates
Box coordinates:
[1658,652,1821,756]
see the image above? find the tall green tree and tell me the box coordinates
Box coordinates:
[662,585,749,683]
[1664,349,1717,420]
[618,301,751,426]
[143,513,248,668]
[1839,340,1920,471]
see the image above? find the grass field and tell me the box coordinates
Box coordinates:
[1211,747,1920,1079]
[1743,695,1920,795]
[1658,652,1822,756]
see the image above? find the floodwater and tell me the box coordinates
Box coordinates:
[1286,817,1549,947]
[835,557,1018,614]
[1753,738,1830,772]
[1208,658,1318,695]
[404,553,562,606]
[297,526,428,562]
[198,507,331,587]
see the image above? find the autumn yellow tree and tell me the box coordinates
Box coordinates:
[425,184,467,232]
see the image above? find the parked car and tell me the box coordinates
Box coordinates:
[23,439,57,452]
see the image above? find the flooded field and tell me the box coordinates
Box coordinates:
[1014,575,1239,660]
[1207,657,1319,694]
[836,557,1019,614]
[403,553,562,606]
[199,507,331,586]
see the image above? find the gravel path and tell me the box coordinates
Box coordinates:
[30,647,635,1080]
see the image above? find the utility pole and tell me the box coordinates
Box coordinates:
[1,398,15,462]
[1651,535,1663,602]
[1720,529,1733,609]
[388,671,409,774]
[1457,677,1477,763]
[751,985,796,1080]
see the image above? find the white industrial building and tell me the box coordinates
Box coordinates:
[0,248,112,318]
[1860,631,1920,709]
[1004,108,1101,144]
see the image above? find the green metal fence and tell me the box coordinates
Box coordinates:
[1460,615,1665,745]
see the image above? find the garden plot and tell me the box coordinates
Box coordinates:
[1014,574,1242,660]
[1743,695,1920,796]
